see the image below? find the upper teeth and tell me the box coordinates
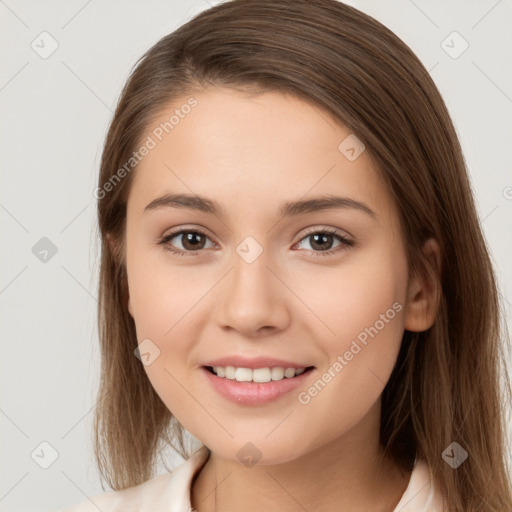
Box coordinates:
[212,366,306,382]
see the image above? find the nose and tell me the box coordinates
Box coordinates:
[215,250,291,337]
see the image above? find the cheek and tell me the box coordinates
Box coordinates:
[296,248,407,409]
[126,236,203,340]
[331,263,406,356]
[331,249,407,369]
[126,248,208,428]
[290,243,407,357]
[304,250,406,428]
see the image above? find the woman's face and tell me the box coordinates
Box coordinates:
[124,86,415,464]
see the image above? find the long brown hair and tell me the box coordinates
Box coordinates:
[93,1,512,509]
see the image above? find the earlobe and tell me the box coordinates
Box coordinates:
[404,238,442,332]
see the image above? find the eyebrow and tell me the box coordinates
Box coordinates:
[143,193,376,219]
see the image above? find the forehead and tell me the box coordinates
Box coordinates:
[127,87,392,220]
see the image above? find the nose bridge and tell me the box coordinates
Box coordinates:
[230,238,276,307]
[216,234,289,334]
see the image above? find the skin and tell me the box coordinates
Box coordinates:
[124,87,440,512]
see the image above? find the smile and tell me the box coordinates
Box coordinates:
[207,365,311,382]
[201,365,316,405]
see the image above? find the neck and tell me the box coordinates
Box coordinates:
[191,401,411,512]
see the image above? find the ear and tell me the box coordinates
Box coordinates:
[106,232,121,263]
[105,233,134,319]
[127,288,133,318]
[404,238,442,332]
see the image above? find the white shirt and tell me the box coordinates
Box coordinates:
[60,445,445,511]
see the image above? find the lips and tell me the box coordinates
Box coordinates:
[200,355,316,405]
[201,365,316,405]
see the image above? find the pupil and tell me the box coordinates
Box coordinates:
[312,233,332,250]
[183,232,205,250]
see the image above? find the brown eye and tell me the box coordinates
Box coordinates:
[295,228,354,257]
[159,229,215,256]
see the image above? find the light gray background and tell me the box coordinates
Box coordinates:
[1,1,511,510]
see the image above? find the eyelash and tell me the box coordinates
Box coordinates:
[157,227,354,258]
